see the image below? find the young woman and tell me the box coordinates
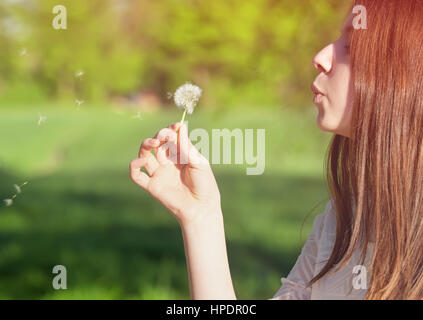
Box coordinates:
[130,0,423,300]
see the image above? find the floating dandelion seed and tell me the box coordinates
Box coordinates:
[38,114,47,126]
[75,99,84,110]
[3,182,28,207]
[14,184,21,194]
[173,82,202,124]
[75,70,84,78]
[132,111,142,120]
[19,181,28,191]
[19,48,27,56]
[13,182,28,196]
[166,92,173,100]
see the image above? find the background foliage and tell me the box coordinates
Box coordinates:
[0,0,350,108]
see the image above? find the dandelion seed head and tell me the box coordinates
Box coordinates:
[174,83,202,114]
[3,199,13,207]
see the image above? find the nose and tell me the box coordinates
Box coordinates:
[312,44,333,74]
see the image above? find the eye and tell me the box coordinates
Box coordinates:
[344,45,350,53]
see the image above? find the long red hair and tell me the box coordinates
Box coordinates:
[308,0,423,299]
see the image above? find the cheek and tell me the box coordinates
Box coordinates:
[319,65,353,136]
[331,67,351,113]
[330,65,354,119]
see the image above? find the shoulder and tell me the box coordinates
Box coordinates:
[309,200,336,242]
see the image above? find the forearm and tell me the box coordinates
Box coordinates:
[180,211,237,300]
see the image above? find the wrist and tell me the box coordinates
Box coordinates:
[179,205,224,232]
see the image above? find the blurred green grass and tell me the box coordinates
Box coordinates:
[0,105,331,299]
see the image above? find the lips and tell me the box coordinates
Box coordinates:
[311,83,325,105]
[311,83,324,96]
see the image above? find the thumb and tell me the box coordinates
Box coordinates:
[178,123,208,167]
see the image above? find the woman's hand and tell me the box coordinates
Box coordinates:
[130,123,236,300]
[130,123,222,226]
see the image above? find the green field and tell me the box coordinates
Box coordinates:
[0,105,331,299]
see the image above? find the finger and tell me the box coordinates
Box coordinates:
[129,158,151,189]
[154,128,178,142]
[138,138,160,175]
[178,123,207,166]
[154,128,178,164]
[178,123,190,164]
[139,138,160,158]
[168,122,183,132]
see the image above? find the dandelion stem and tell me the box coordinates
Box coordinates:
[180,108,187,125]
[177,108,188,146]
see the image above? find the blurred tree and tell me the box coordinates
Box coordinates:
[0,0,351,108]
[1,0,144,102]
[120,0,352,108]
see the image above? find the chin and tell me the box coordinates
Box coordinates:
[315,105,352,137]
[316,113,340,134]
[316,112,330,132]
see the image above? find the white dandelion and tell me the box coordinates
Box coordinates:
[173,82,202,124]
[3,199,13,207]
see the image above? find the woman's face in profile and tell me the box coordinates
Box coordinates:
[311,13,355,138]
